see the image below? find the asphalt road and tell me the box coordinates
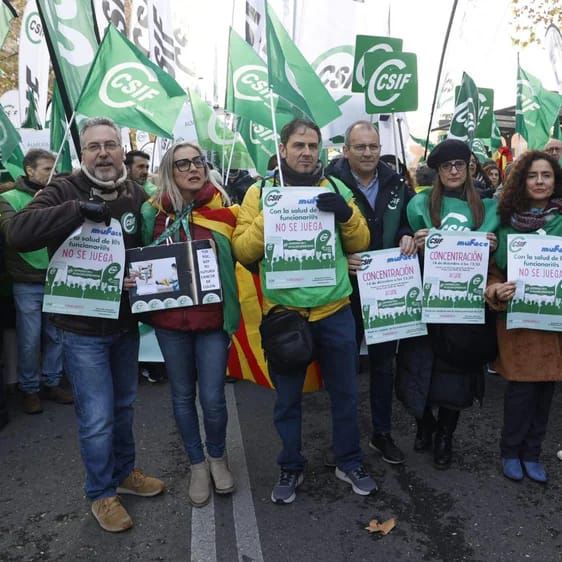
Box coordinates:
[1,370,561,562]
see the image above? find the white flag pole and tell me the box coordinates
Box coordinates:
[224,115,238,185]
[221,110,228,182]
[48,111,76,184]
[269,89,284,187]
[391,113,400,170]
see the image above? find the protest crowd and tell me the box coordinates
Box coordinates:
[0,0,561,549]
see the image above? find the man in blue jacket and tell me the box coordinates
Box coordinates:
[326,120,415,465]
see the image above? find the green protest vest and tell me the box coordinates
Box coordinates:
[259,177,353,309]
[407,189,499,233]
[494,214,562,272]
[0,189,49,270]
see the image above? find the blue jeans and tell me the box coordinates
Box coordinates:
[13,282,63,393]
[269,306,362,473]
[367,341,397,434]
[62,330,139,500]
[155,328,229,464]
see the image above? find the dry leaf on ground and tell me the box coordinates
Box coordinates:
[364,517,396,535]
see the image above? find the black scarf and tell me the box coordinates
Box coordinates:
[278,158,324,186]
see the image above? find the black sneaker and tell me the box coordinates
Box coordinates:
[335,465,377,496]
[369,433,405,465]
[271,470,304,504]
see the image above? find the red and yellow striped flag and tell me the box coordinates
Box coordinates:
[227,263,323,392]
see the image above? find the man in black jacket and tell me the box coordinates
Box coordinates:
[326,120,415,465]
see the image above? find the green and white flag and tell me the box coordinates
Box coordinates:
[238,118,276,176]
[0,1,16,50]
[448,72,480,147]
[516,65,562,150]
[265,3,341,128]
[0,103,24,179]
[189,89,254,170]
[76,25,187,139]
[226,27,293,132]
[49,84,73,173]
[36,0,98,109]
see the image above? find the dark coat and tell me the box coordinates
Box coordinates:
[325,157,413,251]
[395,331,485,418]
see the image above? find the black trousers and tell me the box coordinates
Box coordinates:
[500,381,556,461]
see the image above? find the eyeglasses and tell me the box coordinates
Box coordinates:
[546,147,562,155]
[174,156,206,172]
[82,141,121,153]
[439,160,467,172]
[350,143,380,153]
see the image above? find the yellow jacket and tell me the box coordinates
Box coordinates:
[232,179,370,321]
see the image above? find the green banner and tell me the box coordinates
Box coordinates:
[265,4,341,127]
[37,0,98,109]
[351,35,403,93]
[76,25,187,139]
[440,281,468,291]
[0,103,24,179]
[189,89,254,170]
[448,72,479,146]
[226,27,293,132]
[525,284,555,296]
[377,297,406,309]
[363,51,418,114]
[516,65,562,150]
[67,266,102,280]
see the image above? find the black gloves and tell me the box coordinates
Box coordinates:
[79,199,112,226]
[316,192,352,223]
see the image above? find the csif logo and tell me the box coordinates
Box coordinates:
[367,58,412,107]
[25,11,43,44]
[509,236,526,253]
[99,63,161,109]
[358,253,373,271]
[427,233,444,249]
[312,45,354,105]
[264,189,282,207]
[233,64,270,105]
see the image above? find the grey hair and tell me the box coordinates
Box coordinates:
[79,117,121,146]
[156,142,231,212]
[343,120,379,146]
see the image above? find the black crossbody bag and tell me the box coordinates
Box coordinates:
[259,306,315,373]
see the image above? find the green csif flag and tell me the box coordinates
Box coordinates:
[0,0,16,49]
[265,3,341,128]
[226,27,293,132]
[0,104,24,179]
[448,72,480,147]
[238,118,277,176]
[49,84,73,173]
[516,65,562,150]
[76,25,187,139]
[189,89,254,170]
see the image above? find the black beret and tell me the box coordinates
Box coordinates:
[427,139,471,170]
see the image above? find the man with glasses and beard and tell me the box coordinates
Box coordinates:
[326,120,415,467]
[7,117,165,533]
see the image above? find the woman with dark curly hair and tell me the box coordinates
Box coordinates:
[485,150,562,483]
